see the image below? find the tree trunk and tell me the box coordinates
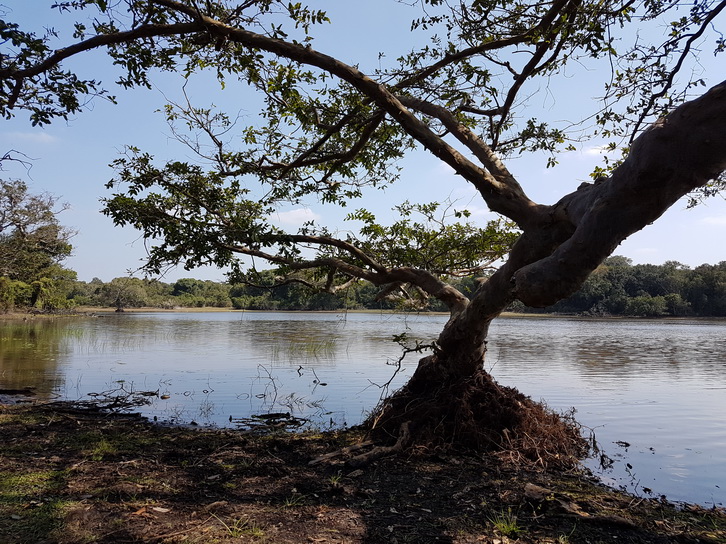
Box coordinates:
[365,81,726,467]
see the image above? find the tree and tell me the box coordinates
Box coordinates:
[172,277,232,306]
[0,179,75,310]
[2,0,725,465]
[96,276,150,311]
[0,179,74,280]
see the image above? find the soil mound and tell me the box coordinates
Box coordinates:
[366,369,588,470]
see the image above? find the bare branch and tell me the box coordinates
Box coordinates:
[629,0,726,141]
[393,0,574,92]
[492,0,581,147]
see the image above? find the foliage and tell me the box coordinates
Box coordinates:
[0,179,76,311]
[1,0,723,317]
[348,202,518,276]
[64,258,726,317]
[0,180,73,279]
[0,277,31,312]
[2,0,726,455]
[513,257,726,317]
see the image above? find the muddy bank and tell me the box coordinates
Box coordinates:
[1,401,724,543]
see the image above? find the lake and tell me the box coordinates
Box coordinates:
[1,311,724,507]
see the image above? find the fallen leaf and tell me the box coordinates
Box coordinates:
[151,507,170,513]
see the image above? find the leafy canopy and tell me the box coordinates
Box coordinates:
[0,179,74,282]
[1,0,724,312]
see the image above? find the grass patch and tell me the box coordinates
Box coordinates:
[488,507,522,538]
[1,402,724,544]
[282,493,307,508]
[0,469,69,500]
[211,513,265,538]
[0,498,77,543]
[0,470,73,544]
[89,437,116,461]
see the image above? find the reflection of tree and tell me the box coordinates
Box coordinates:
[0,320,70,395]
[246,320,342,366]
[486,318,726,388]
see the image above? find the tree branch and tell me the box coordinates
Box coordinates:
[393,0,574,92]
[0,22,203,82]
[629,0,726,141]
[492,0,581,147]
[127,2,538,227]
[514,80,726,306]
[398,94,544,226]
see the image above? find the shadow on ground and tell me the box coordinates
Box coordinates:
[1,402,724,543]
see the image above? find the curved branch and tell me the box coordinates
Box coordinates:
[398,95,544,226]
[0,22,202,82]
[629,0,726,141]
[393,0,574,91]
[492,0,581,146]
[514,79,726,306]
[277,109,383,177]
[139,1,539,225]
[5,0,560,225]
[220,110,387,179]
[281,233,386,272]
[218,237,469,314]
[218,110,384,178]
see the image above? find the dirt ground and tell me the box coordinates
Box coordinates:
[1,400,725,544]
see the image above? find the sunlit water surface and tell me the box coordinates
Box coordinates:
[1,312,724,507]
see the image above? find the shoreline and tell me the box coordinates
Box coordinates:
[1,400,724,543]
[6,306,724,320]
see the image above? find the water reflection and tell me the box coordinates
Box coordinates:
[0,312,724,507]
[486,317,726,507]
[0,319,71,396]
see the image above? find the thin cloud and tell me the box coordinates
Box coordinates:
[274,208,321,226]
[3,132,58,144]
[582,145,610,156]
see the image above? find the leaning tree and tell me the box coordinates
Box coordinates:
[2,0,725,465]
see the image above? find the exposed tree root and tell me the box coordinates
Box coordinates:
[308,441,376,466]
[363,369,588,470]
[347,421,412,468]
[307,424,413,468]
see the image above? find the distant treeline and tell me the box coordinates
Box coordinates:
[66,271,408,312]
[57,256,726,317]
[516,256,726,317]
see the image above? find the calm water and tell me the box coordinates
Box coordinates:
[1,312,724,507]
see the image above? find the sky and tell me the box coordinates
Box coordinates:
[2,1,726,283]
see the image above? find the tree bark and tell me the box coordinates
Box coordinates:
[514,80,726,307]
[432,79,726,377]
[369,81,726,463]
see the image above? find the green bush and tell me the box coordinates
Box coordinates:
[0,277,31,311]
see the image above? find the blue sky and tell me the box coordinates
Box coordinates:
[2,1,725,282]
